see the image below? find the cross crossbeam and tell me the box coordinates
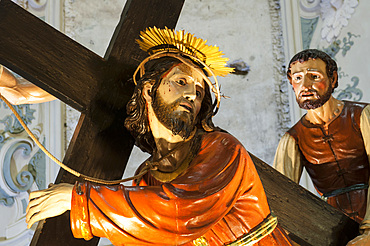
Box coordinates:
[0,1,359,245]
[0,0,184,245]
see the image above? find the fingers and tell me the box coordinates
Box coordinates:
[26,183,74,229]
[27,202,67,229]
[26,196,69,229]
[26,193,49,213]
[28,187,52,201]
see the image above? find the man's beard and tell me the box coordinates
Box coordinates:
[297,87,332,110]
[152,93,196,139]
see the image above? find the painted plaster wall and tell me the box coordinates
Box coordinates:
[63,0,285,183]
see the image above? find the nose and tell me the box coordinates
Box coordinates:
[301,75,312,90]
[183,83,197,101]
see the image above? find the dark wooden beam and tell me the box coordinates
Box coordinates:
[0,0,359,245]
[2,0,185,245]
[0,0,105,112]
[251,153,359,246]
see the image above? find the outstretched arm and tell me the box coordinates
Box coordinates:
[0,65,56,105]
[26,183,73,229]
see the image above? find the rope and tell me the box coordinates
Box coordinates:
[0,93,151,185]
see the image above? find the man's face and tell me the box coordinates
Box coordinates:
[289,58,334,110]
[152,63,205,139]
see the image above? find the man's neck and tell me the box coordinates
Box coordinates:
[305,96,344,126]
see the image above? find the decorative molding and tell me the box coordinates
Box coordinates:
[320,0,359,43]
[29,142,46,190]
[0,102,35,134]
[299,0,359,44]
[0,101,42,244]
[12,0,48,15]
[301,17,319,49]
[299,0,321,18]
[0,134,37,205]
[334,74,362,101]
[269,0,291,138]
[322,32,359,57]
[321,32,362,102]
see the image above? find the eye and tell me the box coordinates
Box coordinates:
[176,79,186,86]
[196,90,202,98]
[293,75,302,82]
[312,74,320,80]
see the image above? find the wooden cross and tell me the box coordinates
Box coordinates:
[0,0,360,245]
[0,0,184,245]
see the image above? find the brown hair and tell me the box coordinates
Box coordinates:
[124,56,216,154]
[287,49,338,89]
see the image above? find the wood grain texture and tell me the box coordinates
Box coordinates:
[0,0,184,245]
[1,0,359,244]
[251,153,359,246]
[0,0,105,111]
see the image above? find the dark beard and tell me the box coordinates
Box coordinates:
[297,87,332,110]
[152,93,196,139]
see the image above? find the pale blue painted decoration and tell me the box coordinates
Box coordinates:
[3,142,35,193]
[323,32,360,58]
[0,187,15,206]
[29,142,47,190]
[21,198,28,214]
[321,32,362,102]
[0,101,47,208]
[322,40,341,58]
[334,76,362,101]
[301,17,319,50]
[0,132,4,144]
[0,102,35,133]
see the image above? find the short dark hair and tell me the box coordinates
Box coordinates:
[287,49,338,89]
[124,56,216,154]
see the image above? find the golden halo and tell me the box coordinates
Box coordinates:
[136,27,234,77]
[134,27,234,112]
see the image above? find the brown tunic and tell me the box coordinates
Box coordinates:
[288,101,369,222]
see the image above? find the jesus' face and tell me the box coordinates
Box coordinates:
[152,63,205,139]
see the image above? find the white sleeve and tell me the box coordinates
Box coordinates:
[273,132,303,183]
[360,105,370,229]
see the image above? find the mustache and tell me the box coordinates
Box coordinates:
[298,89,319,99]
[178,99,195,114]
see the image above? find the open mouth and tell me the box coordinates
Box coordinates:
[302,93,314,97]
[180,103,193,113]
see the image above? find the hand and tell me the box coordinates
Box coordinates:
[0,65,17,88]
[26,183,74,229]
[0,65,56,105]
[347,229,370,246]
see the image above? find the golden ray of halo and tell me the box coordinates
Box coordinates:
[134,27,234,113]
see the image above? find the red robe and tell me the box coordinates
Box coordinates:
[70,131,292,245]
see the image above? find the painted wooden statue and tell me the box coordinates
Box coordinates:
[1,28,294,245]
[274,49,370,245]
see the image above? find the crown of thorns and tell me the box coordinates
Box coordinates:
[133,27,234,112]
